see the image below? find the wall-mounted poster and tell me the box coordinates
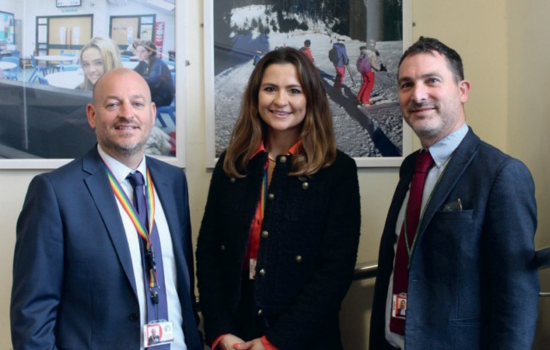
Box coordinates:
[0,1,181,169]
[0,10,14,45]
[204,0,412,167]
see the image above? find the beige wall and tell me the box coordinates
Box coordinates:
[0,0,549,349]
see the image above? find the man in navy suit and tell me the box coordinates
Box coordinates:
[370,37,539,349]
[11,68,202,349]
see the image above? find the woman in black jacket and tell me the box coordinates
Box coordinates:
[196,47,361,350]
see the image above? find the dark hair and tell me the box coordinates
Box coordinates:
[137,40,158,65]
[399,36,464,82]
[224,47,336,178]
[304,39,311,47]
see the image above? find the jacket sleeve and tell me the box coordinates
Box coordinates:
[484,159,539,349]
[195,156,237,345]
[141,59,164,89]
[11,175,63,349]
[265,155,361,348]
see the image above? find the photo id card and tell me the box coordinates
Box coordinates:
[249,258,257,280]
[392,293,407,319]
[143,321,174,348]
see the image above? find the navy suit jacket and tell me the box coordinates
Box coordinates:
[370,128,539,350]
[11,147,202,350]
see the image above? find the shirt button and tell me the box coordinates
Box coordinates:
[129,313,138,322]
[295,255,302,263]
[258,309,263,316]
[280,156,287,163]
[302,182,309,190]
[261,231,269,238]
[220,245,226,252]
[259,269,266,276]
[230,177,236,183]
[268,193,275,200]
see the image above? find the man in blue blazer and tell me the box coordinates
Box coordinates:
[370,37,539,349]
[11,68,202,349]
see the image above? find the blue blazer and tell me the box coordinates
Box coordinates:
[11,147,202,350]
[370,128,539,350]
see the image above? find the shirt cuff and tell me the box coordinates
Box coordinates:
[211,334,228,350]
[261,336,278,350]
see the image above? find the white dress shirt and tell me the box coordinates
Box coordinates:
[98,145,186,350]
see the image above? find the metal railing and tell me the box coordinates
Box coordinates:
[537,246,550,297]
[353,246,550,297]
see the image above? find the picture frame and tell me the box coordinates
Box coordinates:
[0,0,183,169]
[204,0,413,168]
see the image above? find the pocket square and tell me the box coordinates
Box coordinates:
[443,198,462,212]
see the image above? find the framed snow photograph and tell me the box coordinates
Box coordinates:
[0,0,182,169]
[204,0,412,168]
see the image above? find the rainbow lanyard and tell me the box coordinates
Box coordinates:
[261,167,268,221]
[104,164,159,289]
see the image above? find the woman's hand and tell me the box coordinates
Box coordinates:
[234,338,266,350]
[218,334,245,350]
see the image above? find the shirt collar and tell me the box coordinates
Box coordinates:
[97,144,148,185]
[426,123,468,168]
[249,140,302,160]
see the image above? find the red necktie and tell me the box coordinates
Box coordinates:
[390,151,434,335]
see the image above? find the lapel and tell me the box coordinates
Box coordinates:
[82,147,138,295]
[387,154,416,236]
[417,128,480,236]
[147,158,191,291]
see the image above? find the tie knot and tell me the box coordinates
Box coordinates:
[414,151,434,174]
[127,171,145,188]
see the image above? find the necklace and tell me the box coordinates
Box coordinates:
[268,155,276,162]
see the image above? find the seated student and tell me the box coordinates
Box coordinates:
[76,37,122,91]
[134,40,175,107]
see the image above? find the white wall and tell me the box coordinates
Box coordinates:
[0,0,549,349]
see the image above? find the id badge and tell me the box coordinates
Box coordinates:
[392,293,407,319]
[143,321,174,348]
[249,258,257,280]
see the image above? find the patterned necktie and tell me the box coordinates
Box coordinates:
[390,151,434,335]
[128,171,171,349]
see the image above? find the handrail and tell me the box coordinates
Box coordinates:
[353,260,378,281]
[353,246,550,297]
[536,246,550,297]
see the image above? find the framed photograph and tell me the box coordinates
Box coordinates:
[0,0,182,169]
[204,0,412,168]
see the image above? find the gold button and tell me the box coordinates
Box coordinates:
[302,182,309,190]
[268,193,275,200]
[280,156,287,163]
[230,177,236,183]
[257,309,263,316]
[261,231,269,238]
[295,255,302,263]
[259,269,266,276]
[220,245,226,252]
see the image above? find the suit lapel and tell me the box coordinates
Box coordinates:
[387,159,415,237]
[147,159,192,291]
[82,148,138,296]
[418,129,480,235]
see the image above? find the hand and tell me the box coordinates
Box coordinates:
[218,334,245,350]
[234,338,266,350]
